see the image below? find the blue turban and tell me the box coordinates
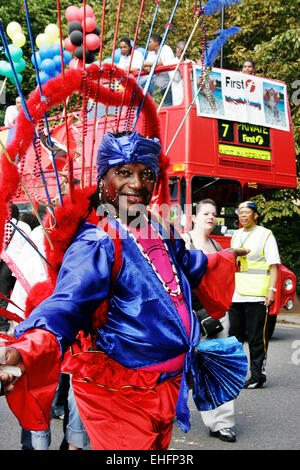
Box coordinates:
[236,201,259,214]
[96,132,161,181]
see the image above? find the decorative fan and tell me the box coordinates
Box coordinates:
[193,336,248,411]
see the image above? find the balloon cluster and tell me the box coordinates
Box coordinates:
[0,22,26,84]
[33,24,72,85]
[64,5,101,69]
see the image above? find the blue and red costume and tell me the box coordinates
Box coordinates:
[6,211,238,449]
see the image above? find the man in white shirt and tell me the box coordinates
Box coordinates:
[229,201,280,389]
[142,34,175,106]
[4,96,22,127]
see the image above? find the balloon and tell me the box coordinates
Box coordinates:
[6,44,23,62]
[0,60,11,76]
[51,42,62,56]
[13,57,26,73]
[65,5,81,22]
[45,24,59,43]
[37,71,50,85]
[74,45,95,64]
[69,58,83,70]
[38,46,54,61]
[113,48,121,64]
[91,25,101,36]
[64,36,77,53]
[40,58,56,76]
[68,21,82,34]
[85,33,100,51]
[79,5,95,19]
[53,55,62,71]
[6,22,22,39]
[70,30,83,46]
[82,17,96,33]
[36,33,52,49]
[9,72,23,85]
[63,50,72,65]
[12,32,26,48]
[31,52,41,68]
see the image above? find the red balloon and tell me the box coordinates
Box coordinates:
[85,33,100,51]
[65,6,81,22]
[69,58,83,70]
[82,17,96,33]
[64,36,77,53]
[79,5,94,19]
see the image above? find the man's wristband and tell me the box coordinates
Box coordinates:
[269,287,277,292]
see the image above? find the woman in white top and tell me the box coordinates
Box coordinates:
[181,199,237,443]
[118,37,144,73]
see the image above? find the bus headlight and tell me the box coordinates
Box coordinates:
[285,299,294,310]
[284,278,294,291]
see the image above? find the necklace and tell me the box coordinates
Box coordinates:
[117,215,182,297]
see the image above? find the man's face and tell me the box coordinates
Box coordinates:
[148,38,158,52]
[101,162,156,220]
[15,98,22,111]
[238,207,257,228]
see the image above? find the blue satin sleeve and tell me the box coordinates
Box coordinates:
[15,223,115,355]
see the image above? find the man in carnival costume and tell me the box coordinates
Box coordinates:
[0,130,248,450]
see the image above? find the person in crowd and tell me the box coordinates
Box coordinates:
[118,37,144,73]
[0,131,247,450]
[142,34,175,106]
[181,199,237,443]
[229,201,280,389]
[4,96,22,128]
[241,60,255,75]
[170,40,194,106]
[0,204,31,335]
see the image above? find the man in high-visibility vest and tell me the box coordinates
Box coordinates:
[229,201,280,389]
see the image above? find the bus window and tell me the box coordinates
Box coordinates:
[191,175,242,236]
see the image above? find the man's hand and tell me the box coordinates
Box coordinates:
[0,347,25,395]
[226,248,250,258]
[265,289,276,307]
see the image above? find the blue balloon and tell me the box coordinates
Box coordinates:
[31,52,41,68]
[40,58,56,76]
[113,48,121,63]
[63,50,72,65]
[37,71,50,85]
[53,55,62,71]
[51,43,61,56]
[39,46,54,61]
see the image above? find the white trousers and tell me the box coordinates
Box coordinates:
[200,313,235,431]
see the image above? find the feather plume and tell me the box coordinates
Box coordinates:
[204,26,241,67]
[204,0,241,16]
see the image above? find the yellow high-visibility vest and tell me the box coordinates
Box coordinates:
[231,225,272,296]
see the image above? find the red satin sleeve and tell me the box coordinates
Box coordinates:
[6,329,61,431]
[193,251,236,319]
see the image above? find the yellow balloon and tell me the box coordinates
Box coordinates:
[7,22,22,39]
[45,24,59,43]
[12,32,26,48]
[36,33,52,49]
